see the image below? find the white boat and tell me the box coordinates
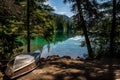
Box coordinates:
[5,50,41,79]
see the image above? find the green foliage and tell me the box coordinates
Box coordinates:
[0,20,24,59]
[0,0,54,59]
[64,0,98,58]
[89,0,120,58]
[1,0,120,60]
[64,0,120,59]
[52,13,74,35]
[0,0,24,59]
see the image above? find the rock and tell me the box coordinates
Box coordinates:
[46,55,60,60]
[40,58,45,61]
[62,56,71,59]
[76,56,85,61]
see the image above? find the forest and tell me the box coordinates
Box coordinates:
[0,0,120,59]
[0,0,74,59]
[0,0,120,79]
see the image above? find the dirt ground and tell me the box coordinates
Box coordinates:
[1,55,120,80]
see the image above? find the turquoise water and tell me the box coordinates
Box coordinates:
[29,35,88,59]
[20,32,88,59]
[41,36,88,59]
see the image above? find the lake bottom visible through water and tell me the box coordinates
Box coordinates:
[30,36,88,59]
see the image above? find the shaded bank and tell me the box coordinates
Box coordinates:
[1,55,120,80]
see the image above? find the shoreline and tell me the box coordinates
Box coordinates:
[1,55,120,80]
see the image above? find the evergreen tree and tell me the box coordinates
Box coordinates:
[64,0,99,58]
[0,0,23,59]
[0,0,54,59]
[110,0,117,56]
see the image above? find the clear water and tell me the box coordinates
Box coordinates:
[40,36,88,59]
[24,35,87,58]
[21,33,88,59]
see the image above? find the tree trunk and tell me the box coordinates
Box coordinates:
[110,0,116,56]
[81,17,93,58]
[27,0,30,52]
[76,0,93,58]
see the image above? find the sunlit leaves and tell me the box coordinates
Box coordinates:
[0,0,54,59]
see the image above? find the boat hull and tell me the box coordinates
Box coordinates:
[5,61,40,79]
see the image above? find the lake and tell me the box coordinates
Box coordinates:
[41,36,88,59]
[20,31,88,59]
[27,35,88,59]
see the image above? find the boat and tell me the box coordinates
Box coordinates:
[5,50,41,79]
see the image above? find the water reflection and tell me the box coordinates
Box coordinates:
[41,36,88,59]
[22,31,88,59]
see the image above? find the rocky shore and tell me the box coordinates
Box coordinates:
[1,55,120,80]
